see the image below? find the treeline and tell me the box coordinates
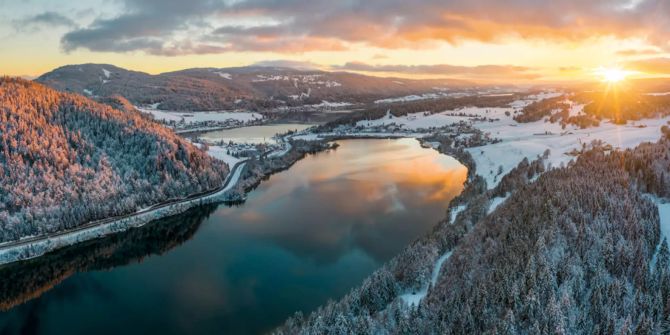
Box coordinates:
[575,91,670,125]
[0,78,228,242]
[275,134,670,334]
[316,94,521,132]
[514,91,670,129]
[513,95,568,123]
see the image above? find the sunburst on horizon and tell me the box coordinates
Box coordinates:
[594,66,635,84]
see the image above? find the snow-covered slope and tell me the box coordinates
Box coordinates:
[356,93,670,189]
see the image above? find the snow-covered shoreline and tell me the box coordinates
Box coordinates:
[0,162,248,266]
[292,94,670,190]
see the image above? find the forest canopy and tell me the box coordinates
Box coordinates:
[0,78,228,242]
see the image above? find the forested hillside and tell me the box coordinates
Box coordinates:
[36,64,471,111]
[276,134,670,334]
[0,78,228,242]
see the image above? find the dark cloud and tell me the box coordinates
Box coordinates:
[332,62,540,80]
[57,0,670,55]
[61,0,225,55]
[14,12,76,32]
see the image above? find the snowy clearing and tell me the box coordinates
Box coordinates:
[400,251,453,307]
[649,196,670,269]
[297,91,670,190]
[206,146,242,167]
[309,101,353,108]
[137,106,263,124]
[449,205,466,224]
[213,71,232,79]
[357,110,475,130]
[658,200,670,244]
[364,103,670,189]
[488,195,509,214]
[374,92,468,104]
[469,109,670,189]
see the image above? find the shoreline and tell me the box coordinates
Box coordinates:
[0,134,457,267]
[0,139,334,266]
[0,161,247,266]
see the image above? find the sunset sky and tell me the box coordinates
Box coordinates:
[3,0,670,82]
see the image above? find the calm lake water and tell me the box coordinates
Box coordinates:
[0,138,467,335]
[199,124,313,144]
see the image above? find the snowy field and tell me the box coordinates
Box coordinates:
[374,92,469,104]
[299,92,670,189]
[206,146,242,167]
[137,105,263,124]
[308,101,353,108]
[468,107,670,188]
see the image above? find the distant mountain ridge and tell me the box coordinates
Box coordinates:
[36,64,473,111]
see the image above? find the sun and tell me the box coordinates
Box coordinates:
[595,67,631,83]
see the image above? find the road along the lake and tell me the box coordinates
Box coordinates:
[0,161,248,266]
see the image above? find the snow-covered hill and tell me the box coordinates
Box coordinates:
[36,64,473,111]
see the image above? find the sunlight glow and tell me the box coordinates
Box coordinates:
[595,67,633,83]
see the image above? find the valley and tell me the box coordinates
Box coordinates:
[2,63,670,335]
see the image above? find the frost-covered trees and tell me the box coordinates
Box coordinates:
[275,137,670,334]
[0,78,228,242]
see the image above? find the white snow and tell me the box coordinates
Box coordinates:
[251,74,341,87]
[0,161,248,265]
[213,71,232,79]
[102,68,111,79]
[353,91,670,189]
[310,101,353,108]
[400,251,453,307]
[267,142,292,158]
[430,252,453,285]
[206,146,242,167]
[356,110,475,130]
[136,106,263,124]
[659,201,670,243]
[220,161,246,193]
[468,113,670,189]
[651,197,670,247]
[488,195,509,214]
[399,290,425,307]
[508,92,563,109]
[568,103,586,117]
[449,205,466,224]
[375,93,446,104]
[293,132,425,142]
[649,196,670,270]
[83,89,93,96]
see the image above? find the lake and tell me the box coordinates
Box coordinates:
[0,138,467,335]
[198,124,314,144]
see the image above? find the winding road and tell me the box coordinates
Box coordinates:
[0,160,247,253]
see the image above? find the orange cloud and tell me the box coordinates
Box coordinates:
[55,0,670,56]
[625,57,670,75]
